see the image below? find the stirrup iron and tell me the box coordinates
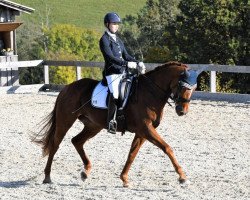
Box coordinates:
[108,106,117,134]
[108,119,117,134]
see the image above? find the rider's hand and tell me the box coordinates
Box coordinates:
[138,62,146,74]
[127,62,137,69]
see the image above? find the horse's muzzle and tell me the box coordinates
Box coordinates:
[175,105,187,116]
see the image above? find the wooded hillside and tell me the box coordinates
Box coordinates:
[12,0,249,93]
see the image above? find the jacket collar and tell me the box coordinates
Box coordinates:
[105,30,117,42]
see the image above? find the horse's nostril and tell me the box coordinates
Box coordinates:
[179,111,185,116]
[175,105,187,116]
[175,105,183,112]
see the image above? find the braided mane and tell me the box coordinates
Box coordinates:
[146,61,188,75]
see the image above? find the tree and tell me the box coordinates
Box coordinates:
[17,22,46,84]
[172,0,250,93]
[17,1,53,84]
[42,24,103,84]
[121,0,180,62]
[122,0,249,93]
[19,24,103,84]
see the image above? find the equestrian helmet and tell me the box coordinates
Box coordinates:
[104,12,121,24]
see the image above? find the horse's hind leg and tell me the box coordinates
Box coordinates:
[43,123,74,183]
[71,124,102,181]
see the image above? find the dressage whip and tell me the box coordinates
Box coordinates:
[71,65,175,114]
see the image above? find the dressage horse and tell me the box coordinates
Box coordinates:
[33,61,198,187]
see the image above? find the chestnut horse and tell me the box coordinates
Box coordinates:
[34,61,198,187]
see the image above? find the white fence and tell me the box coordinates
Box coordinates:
[0,60,249,93]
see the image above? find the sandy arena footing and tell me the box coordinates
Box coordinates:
[0,93,249,200]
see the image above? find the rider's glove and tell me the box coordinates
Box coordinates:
[127,62,137,69]
[138,62,146,74]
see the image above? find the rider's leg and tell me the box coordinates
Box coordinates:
[107,93,117,134]
[106,74,122,134]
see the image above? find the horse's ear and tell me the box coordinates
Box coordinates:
[195,66,208,76]
[184,69,190,77]
[183,69,198,85]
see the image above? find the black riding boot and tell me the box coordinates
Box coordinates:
[107,94,118,134]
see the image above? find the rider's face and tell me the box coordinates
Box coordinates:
[108,23,119,33]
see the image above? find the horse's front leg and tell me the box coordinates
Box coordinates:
[120,135,146,187]
[144,123,187,183]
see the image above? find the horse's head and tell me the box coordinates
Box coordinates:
[171,69,198,116]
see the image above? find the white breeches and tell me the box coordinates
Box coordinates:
[106,74,123,99]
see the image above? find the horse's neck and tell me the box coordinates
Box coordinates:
[146,69,172,94]
[138,73,171,109]
[143,65,182,104]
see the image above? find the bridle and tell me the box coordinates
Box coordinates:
[141,73,197,106]
[171,80,197,104]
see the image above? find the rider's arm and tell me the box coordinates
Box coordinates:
[122,45,138,62]
[99,36,128,67]
[118,39,138,62]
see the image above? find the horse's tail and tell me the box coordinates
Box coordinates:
[31,100,58,157]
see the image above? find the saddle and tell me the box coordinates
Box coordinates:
[91,74,136,110]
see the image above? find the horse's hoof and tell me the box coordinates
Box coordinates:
[123,182,131,188]
[179,178,190,187]
[43,177,52,184]
[81,171,88,181]
[179,177,187,184]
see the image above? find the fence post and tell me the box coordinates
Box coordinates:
[76,66,81,80]
[44,65,49,84]
[210,71,216,93]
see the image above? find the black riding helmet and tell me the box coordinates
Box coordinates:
[104,12,121,24]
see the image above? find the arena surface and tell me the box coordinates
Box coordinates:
[0,93,249,199]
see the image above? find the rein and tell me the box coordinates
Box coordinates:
[141,74,196,106]
[140,74,173,106]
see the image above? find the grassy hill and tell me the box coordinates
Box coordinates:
[13,0,146,33]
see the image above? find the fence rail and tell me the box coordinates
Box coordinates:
[0,60,249,93]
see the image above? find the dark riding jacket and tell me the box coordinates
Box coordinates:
[99,31,137,76]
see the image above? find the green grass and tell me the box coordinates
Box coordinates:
[13,0,146,33]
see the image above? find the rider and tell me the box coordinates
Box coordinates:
[99,12,146,134]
